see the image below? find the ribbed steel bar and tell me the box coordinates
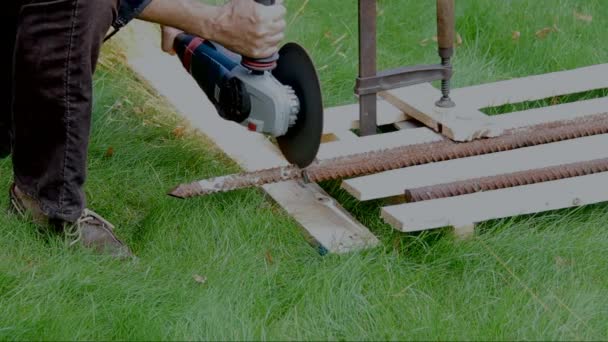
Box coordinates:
[170,113,608,198]
[404,158,608,203]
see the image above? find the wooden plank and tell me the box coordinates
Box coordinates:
[317,127,443,160]
[323,104,359,133]
[264,182,379,253]
[342,134,608,201]
[323,98,409,134]
[381,172,608,232]
[452,63,608,109]
[121,21,378,253]
[385,65,608,141]
[490,97,608,130]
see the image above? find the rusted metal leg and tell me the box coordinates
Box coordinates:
[358,0,377,136]
[435,0,455,108]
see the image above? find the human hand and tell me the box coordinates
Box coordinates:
[161,25,182,55]
[212,0,286,59]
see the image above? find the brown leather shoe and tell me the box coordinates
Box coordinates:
[9,183,133,258]
[9,183,50,226]
[64,209,134,259]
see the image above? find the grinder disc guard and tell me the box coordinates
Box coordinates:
[272,43,323,168]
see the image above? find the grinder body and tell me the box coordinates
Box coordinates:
[171,0,323,168]
[231,65,300,137]
[173,34,300,138]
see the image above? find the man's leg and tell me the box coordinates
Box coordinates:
[12,0,117,222]
[0,2,19,158]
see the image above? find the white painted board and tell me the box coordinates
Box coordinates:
[343,134,608,201]
[382,172,608,232]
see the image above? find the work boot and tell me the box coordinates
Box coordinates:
[9,183,133,258]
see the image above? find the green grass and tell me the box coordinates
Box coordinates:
[2,0,608,340]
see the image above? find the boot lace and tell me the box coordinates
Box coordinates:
[64,209,115,247]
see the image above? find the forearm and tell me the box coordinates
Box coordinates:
[136,0,286,59]
[137,0,221,41]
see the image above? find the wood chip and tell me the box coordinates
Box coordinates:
[172,126,186,138]
[535,27,554,39]
[104,147,114,158]
[265,250,274,265]
[574,11,592,22]
[456,33,463,46]
[193,274,207,284]
[512,31,521,40]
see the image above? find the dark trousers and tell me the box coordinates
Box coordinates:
[2,0,118,222]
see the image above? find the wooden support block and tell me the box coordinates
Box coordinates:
[453,224,475,239]
[121,21,379,254]
[381,172,608,232]
[342,134,608,201]
[380,86,438,131]
[382,84,494,141]
[393,120,422,130]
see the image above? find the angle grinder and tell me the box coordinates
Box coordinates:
[172,0,323,168]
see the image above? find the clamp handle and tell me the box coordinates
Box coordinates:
[241,0,280,72]
[436,0,455,58]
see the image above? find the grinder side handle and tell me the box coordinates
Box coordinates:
[241,0,280,72]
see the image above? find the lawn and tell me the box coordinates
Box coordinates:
[1,0,608,340]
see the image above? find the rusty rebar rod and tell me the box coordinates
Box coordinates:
[170,113,608,198]
[404,158,608,203]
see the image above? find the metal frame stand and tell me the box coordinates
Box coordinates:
[356,0,456,136]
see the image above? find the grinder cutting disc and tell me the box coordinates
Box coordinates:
[272,43,323,168]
